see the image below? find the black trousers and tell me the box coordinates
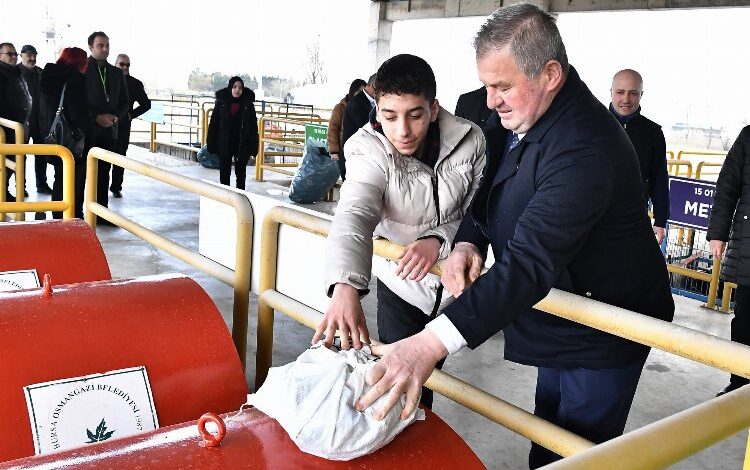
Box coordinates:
[336,154,346,181]
[24,131,50,189]
[219,153,249,190]
[730,285,750,387]
[375,279,445,409]
[83,129,116,217]
[110,118,131,192]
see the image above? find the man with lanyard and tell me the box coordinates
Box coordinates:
[84,31,128,222]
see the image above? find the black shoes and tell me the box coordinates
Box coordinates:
[716,382,747,397]
[37,184,52,194]
[111,190,122,198]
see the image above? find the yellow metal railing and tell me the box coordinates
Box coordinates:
[255,116,326,182]
[667,159,692,178]
[0,119,26,221]
[696,161,723,179]
[677,149,727,161]
[255,206,750,469]
[84,147,254,370]
[149,102,204,155]
[0,144,75,220]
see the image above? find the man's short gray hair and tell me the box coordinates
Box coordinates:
[474,3,569,79]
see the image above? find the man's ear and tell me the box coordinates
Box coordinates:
[430,99,440,122]
[541,60,564,92]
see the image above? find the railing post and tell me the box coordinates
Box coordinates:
[255,117,266,182]
[150,122,157,153]
[84,149,99,228]
[722,283,734,313]
[255,209,280,390]
[744,430,750,470]
[0,128,6,222]
[231,195,253,371]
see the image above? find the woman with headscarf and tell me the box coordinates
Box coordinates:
[206,76,258,190]
[38,47,91,219]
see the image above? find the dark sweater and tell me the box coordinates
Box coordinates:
[609,105,670,227]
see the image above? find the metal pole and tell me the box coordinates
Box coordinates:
[706,257,722,309]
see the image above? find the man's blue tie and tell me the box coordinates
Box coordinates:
[503,133,520,159]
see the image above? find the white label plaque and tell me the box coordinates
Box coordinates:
[0,269,40,292]
[24,366,159,454]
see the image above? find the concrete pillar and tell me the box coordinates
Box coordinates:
[368,1,393,73]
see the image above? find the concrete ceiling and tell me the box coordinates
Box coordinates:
[372,0,750,19]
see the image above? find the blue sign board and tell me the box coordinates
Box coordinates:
[667,176,716,230]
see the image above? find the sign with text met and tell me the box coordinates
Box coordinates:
[668,176,716,230]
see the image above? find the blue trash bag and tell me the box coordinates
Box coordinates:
[197,145,220,169]
[289,143,341,204]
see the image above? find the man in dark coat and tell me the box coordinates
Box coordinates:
[0,42,32,202]
[18,44,51,194]
[609,69,669,244]
[708,126,750,396]
[354,5,674,469]
[110,53,151,199]
[84,31,129,222]
[454,86,492,128]
[339,73,376,180]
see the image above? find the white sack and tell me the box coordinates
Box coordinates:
[247,342,425,461]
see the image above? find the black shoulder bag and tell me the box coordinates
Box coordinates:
[44,83,85,158]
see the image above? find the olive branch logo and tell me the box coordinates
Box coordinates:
[85,418,115,443]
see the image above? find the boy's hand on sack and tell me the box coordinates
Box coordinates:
[313,283,371,350]
[357,330,448,421]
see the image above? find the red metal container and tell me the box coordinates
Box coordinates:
[0,407,485,469]
[0,219,111,285]
[0,274,248,463]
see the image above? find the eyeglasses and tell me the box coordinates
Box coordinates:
[117,62,130,67]
[0,52,18,57]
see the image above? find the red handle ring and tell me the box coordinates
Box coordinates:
[197,412,226,448]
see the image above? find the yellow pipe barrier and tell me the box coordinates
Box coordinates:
[667,159,692,178]
[0,144,75,220]
[706,257,722,309]
[84,147,254,370]
[255,205,750,467]
[543,385,750,469]
[677,150,726,160]
[723,282,737,313]
[696,161,723,179]
[260,289,595,459]
[0,118,26,221]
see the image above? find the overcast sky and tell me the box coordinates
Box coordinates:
[2,1,750,135]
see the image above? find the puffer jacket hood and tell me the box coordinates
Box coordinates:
[324,107,486,312]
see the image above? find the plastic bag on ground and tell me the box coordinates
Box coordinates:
[288,143,340,203]
[246,341,424,461]
[197,145,220,169]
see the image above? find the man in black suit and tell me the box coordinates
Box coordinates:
[454,86,492,127]
[110,53,151,199]
[84,31,129,222]
[354,5,674,469]
[339,73,376,180]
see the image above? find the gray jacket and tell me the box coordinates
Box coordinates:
[324,107,486,311]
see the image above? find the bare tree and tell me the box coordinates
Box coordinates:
[304,36,326,85]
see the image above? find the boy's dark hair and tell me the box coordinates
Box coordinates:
[87,31,108,47]
[373,54,436,103]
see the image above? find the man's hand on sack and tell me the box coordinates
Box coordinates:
[357,329,448,420]
[395,238,441,281]
[441,242,483,297]
[312,283,371,350]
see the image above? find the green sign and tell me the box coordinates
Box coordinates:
[305,123,328,151]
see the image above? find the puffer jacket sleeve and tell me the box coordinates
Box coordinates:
[327,102,344,154]
[708,126,748,241]
[420,127,487,259]
[324,132,388,296]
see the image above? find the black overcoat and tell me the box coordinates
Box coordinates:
[442,67,675,369]
[206,88,258,160]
